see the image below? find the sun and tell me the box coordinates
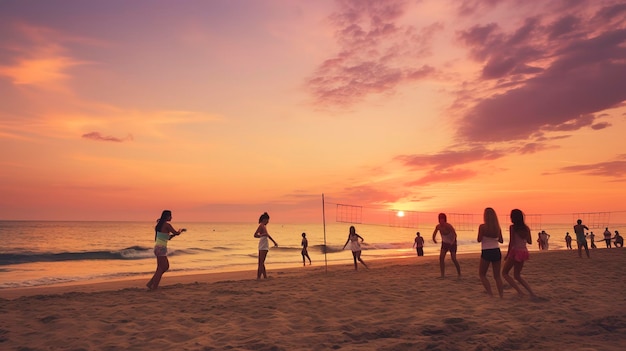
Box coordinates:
[397,211,405,217]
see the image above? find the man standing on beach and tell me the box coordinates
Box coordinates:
[574,219,590,258]
[413,232,425,257]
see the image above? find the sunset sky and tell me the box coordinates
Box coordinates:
[1,0,625,223]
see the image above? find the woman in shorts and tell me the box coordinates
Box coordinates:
[477,207,504,298]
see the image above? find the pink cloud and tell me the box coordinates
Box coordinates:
[554,155,626,178]
[82,132,133,142]
[406,168,477,186]
[306,0,441,107]
[455,2,626,143]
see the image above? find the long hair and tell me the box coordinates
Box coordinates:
[510,208,530,239]
[258,212,270,224]
[483,207,501,238]
[155,210,171,234]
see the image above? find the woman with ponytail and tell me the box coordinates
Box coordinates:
[146,210,186,291]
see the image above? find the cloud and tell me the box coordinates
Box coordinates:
[406,168,477,186]
[0,22,88,90]
[554,155,626,179]
[82,132,133,142]
[454,3,626,143]
[306,0,441,107]
[396,146,505,169]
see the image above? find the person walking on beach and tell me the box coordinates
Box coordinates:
[147,210,186,291]
[565,232,573,250]
[613,230,623,248]
[343,226,368,270]
[588,232,597,249]
[254,212,278,280]
[603,227,612,248]
[574,219,590,258]
[432,213,461,278]
[502,209,535,298]
[301,232,312,266]
[477,207,504,298]
[413,231,425,257]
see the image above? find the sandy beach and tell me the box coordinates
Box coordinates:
[1,249,624,350]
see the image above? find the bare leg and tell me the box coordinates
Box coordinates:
[351,251,358,270]
[513,261,535,297]
[492,260,504,298]
[356,251,368,269]
[478,258,492,296]
[450,251,461,277]
[257,250,268,279]
[147,256,169,290]
[502,257,524,297]
[438,249,447,278]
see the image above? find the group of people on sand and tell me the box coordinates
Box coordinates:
[569,220,624,259]
[412,209,534,299]
[145,208,621,293]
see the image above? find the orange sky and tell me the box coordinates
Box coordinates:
[1,0,625,223]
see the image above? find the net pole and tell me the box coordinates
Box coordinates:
[322,193,327,274]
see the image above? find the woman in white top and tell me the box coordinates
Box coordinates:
[477,207,504,298]
[342,226,368,270]
[254,212,278,280]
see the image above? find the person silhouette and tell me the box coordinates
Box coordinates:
[574,219,590,258]
[413,231,425,257]
[301,232,312,266]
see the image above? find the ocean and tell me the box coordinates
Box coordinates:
[0,219,620,289]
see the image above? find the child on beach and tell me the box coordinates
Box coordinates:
[343,226,368,270]
[413,232,425,257]
[432,213,461,278]
[565,232,573,250]
[146,210,186,291]
[477,207,504,298]
[502,209,535,298]
[301,232,312,266]
[254,212,278,280]
[574,219,590,258]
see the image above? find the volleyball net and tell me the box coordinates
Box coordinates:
[327,200,625,232]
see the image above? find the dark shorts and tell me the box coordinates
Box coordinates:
[481,248,501,262]
[441,242,457,253]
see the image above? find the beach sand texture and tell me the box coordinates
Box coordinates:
[1,250,624,350]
